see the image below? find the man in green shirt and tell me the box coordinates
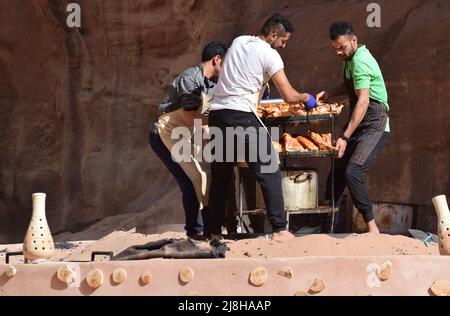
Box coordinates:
[321,22,390,233]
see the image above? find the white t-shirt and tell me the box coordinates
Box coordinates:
[210,35,284,112]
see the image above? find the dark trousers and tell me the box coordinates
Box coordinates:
[148,130,203,236]
[326,132,389,223]
[207,110,287,235]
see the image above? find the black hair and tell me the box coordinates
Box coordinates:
[329,21,355,40]
[260,13,294,37]
[202,41,228,62]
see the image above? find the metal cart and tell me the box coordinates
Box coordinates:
[237,100,339,234]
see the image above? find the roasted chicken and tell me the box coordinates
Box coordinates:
[274,132,335,154]
[283,133,305,152]
[308,131,334,151]
[296,136,319,151]
[259,102,344,119]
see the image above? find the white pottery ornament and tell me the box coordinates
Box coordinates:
[23,193,55,263]
[432,195,450,255]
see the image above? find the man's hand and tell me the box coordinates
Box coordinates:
[315,91,329,103]
[202,125,210,137]
[335,138,348,159]
[305,94,318,111]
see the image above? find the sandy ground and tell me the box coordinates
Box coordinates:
[0,230,438,264]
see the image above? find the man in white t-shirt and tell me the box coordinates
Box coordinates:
[207,14,322,241]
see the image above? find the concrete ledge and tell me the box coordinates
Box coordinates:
[1,256,450,296]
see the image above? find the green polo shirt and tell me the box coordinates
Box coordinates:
[344,45,390,132]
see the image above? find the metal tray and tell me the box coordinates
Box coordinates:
[236,206,338,216]
[279,150,337,158]
[259,99,338,125]
[264,114,337,125]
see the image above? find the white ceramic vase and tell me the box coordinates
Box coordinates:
[23,193,55,262]
[432,195,450,256]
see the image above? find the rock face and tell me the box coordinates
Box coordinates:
[0,0,449,242]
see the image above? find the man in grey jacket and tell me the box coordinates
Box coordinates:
[149,42,227,240]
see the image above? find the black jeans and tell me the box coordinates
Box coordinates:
[148,129,204,236]
[326,132,389,223]
[207,110,287,235]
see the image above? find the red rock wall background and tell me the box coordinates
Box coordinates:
[1,0,449,242]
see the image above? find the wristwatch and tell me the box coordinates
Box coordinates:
[340,135,350,142]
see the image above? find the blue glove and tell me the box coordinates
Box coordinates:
[305,94,318,111]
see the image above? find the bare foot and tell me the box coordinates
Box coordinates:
[367,220,380,234]
[272,230,295,240]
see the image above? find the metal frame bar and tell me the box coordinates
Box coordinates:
[91,251,114,262]
[5,252,28,264]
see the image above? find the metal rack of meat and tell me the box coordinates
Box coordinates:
[258,100,343,123]
[237,99,344,234]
